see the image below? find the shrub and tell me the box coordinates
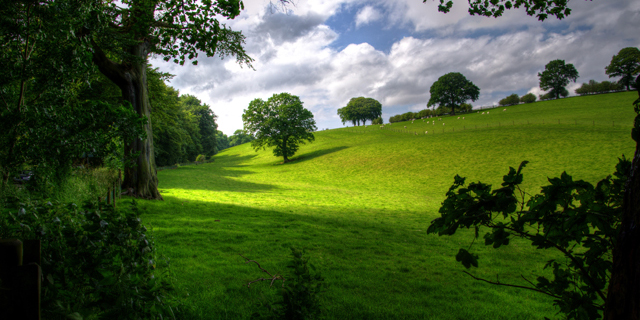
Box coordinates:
[520,93,536,103]
[0,199,181,319]
[195,154,206,162]
[248,247,326,320]
[372,117,384,125]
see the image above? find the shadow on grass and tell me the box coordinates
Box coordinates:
[290,146,349,164]
[158,155,277,193]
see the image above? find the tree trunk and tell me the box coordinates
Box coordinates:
[604,74,640,319]
[282,137,289,163]
[91,40,162,200]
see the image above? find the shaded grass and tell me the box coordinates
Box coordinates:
[138,92,637,319]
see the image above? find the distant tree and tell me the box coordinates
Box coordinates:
[538,60,579,100]
[338,97,382,126]
[459,103,473,113]
[605,47,640,91]
[215,131,230,152]
[229,130,255,147]
[372,117,384,125]
[520,93,536,103]
[243,93,317,163]
[499,94,520,106]
[428,72,480,116]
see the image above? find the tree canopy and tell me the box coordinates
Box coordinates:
[427,72,480,116]
[242,93,317,163]
[337,97,382,126]
[538,59,579,100]
[430,0,573,21]
[605,47,640,91]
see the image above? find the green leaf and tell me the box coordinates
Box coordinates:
[455,248,479,269]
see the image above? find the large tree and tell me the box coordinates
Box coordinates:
[242,93,316,163]
[605,47,640,91]
[538,59,579,100]
[80,0,253,199]
[337,97,382,126]
[427,72,480,116]
[428,2,640,319]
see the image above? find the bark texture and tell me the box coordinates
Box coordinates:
[92,41,162,200]
[604,74,640,319]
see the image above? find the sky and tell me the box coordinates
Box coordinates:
[150,0,640,135]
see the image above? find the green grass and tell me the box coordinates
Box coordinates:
[138,91,637,319]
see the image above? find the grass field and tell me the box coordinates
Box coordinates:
[138,91,637,319]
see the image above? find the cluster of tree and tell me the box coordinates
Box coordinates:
[337,97,382,126]
[605,47,640,91]
[215,130,256,152]
[147,69,218,167]
[498,93,537,106]
[575,80,627,96]
[388,103,473,123]
[538,59,579,100]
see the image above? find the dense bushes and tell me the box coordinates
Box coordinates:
[389,104,472,123]
[575,80,626,96]
[520,93,536,103]
[499,94,520,106]
[0,199,180,319]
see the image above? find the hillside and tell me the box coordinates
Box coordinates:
[139,91,637,319]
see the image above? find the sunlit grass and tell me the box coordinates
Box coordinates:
[138,91,636,319]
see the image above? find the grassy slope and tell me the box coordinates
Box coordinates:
[139,92,636,319]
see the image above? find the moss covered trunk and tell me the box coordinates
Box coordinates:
[92,41,162,200]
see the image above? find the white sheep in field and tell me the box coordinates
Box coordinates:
[487,111,490,114]
[463,117,465,119]
[404,126,407,128]
[503,109,506,111]
[443,123,445,125]
[457,117,460,119]
[482,112,485,114]
[425,131,428,134]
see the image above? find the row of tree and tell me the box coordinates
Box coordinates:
[388,103,473,123]
[575,80,627,96]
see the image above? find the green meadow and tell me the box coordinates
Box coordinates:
[138,91,637,319]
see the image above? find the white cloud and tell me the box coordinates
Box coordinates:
[355,6,382,27]
[151,0,640,134]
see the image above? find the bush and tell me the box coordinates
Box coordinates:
[0,199,181,319]
[248,248,326,320]
[499,94,520,106]
[372,117,383,125]
[195,154,206,162]
[520,93,536,103]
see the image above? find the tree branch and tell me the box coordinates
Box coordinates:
[240,254,286,288]
[462,271,562,299]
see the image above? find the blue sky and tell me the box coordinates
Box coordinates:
[151,0,640,135]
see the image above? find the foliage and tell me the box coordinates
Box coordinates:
[229,129,256,147]
[337,97,383,126]
[428,72,480,115]
[539,60,579,100]
[148,68,219,166]
[215,130,231,152]
[431,0,573,21]
[196,154,207,162]
[242,93,317,163]
[605,47,640,91]
[520,93,537,104]
[575,80,624,96]
[250,248,326,320]
[372,116,384,125]
[499,94,520,106]
[0,199,180,319]
[427,157,631,319]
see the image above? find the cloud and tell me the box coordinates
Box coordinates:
[151,0,640,134]
[355,6,382,27]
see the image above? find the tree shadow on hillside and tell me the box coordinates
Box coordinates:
[289,146,348,164]
[213,153,259,168]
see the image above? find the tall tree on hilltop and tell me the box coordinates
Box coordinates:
[428,1,640,319]
[427,72,479,116]
[82,0,254,199]
[337,97,382,126]
[243,93,316,163]
[606,47,640,91]
[538,59,579,100]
